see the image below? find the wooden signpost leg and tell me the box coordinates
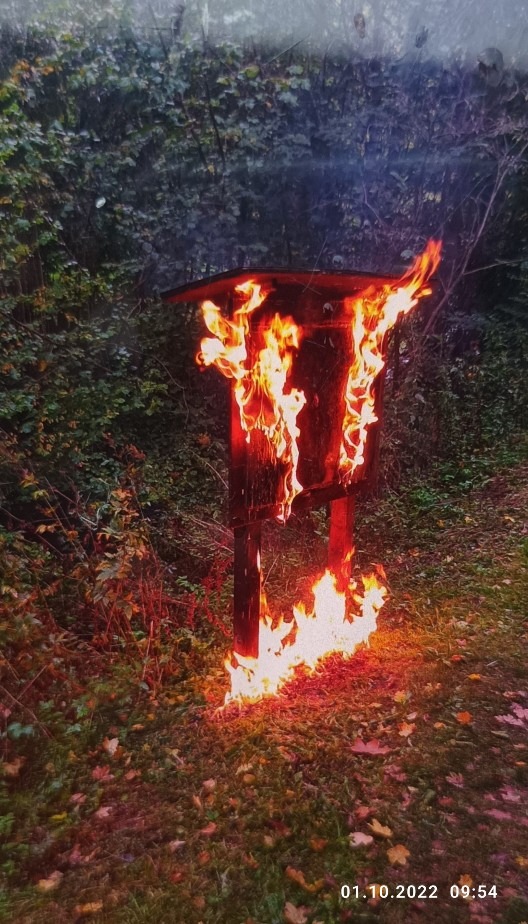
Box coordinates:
[328,495,355,591]
[233,522,262,658]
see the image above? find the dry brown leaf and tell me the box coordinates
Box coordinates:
[2,757,25,778]
[243,773,256,784]
[285,866,323,893]
[458,874,473,888]
[74,902,104,917]
[236,762,253,775]
[394,690,409,703]
[102,736,119,757]
[387,844,410,866]
[199,821,217,837]
[91,765,113,782]
[202,778,216,793]
[192,794,203,813]
[368,818,393,839]
[36,870,63,892]
[468,673,482,681]
[398,721,416,738]
[309,836,328,852]
[283,901,309,924]
[456,711,473,725]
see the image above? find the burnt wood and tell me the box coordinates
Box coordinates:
[162,267,399,660]
[328,495,356,592]
[233,522,262,658]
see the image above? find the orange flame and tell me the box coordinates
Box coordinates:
[197,280,306,520]
[224,565,387,705]
[339,240,442,483]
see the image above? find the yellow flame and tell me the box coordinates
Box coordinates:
[224,566,387,705]
[339,240,442,483]
[198,281,305,520]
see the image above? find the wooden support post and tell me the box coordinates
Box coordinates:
[233,522,262,658]
[328,494,355,591]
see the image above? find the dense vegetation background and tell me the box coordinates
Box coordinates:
[0,3,527,918]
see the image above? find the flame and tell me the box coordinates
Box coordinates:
[339,240,442,483]
[224,565,387,705]
[197,280,306,520]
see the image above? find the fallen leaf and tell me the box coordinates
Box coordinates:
[285,866,324,893]
[124,769,140,781]
[192,794,203,813]
[394,690,409,703]
[94,806,113,819]
[368,818,393,839]
[74,902,104,917]
[91,765,113,782]
[200,821,217,836]
[36,870,63,892]
[468,674,482,681]
[263,835,275,848]
[445,772,465,788]
[102,736,119,757]
[355,805,372,819]
[283,902,309,924]
[500,786,521,803]
[459,874,473,888]
[496,714,524,727]
[350,738,391,755]
[130,724,145,732]
[398,722,416,738]
[243,773,256,784]
[50,812,68,824]
[366,883,383,904]
[434,721,446,729]
[236,762,253,775]
[349,831,374,848]
[2,757,25,777]
[70,792,86,805]
[387,844,410,866]
[309,836,328,852]
[168,840,186,852]
[202,778,216,793]
[456,711,473,725]
[485,808,512,821]
[515,856,528,868]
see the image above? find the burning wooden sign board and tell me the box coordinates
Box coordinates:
[163,242,441,705]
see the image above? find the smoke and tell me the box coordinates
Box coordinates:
[1,0,527,67]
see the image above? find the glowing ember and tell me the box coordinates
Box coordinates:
[224,566,387,705]
[339,240,442,483]
[197,280,306,520]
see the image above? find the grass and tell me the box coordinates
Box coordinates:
[1,450,527,924]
